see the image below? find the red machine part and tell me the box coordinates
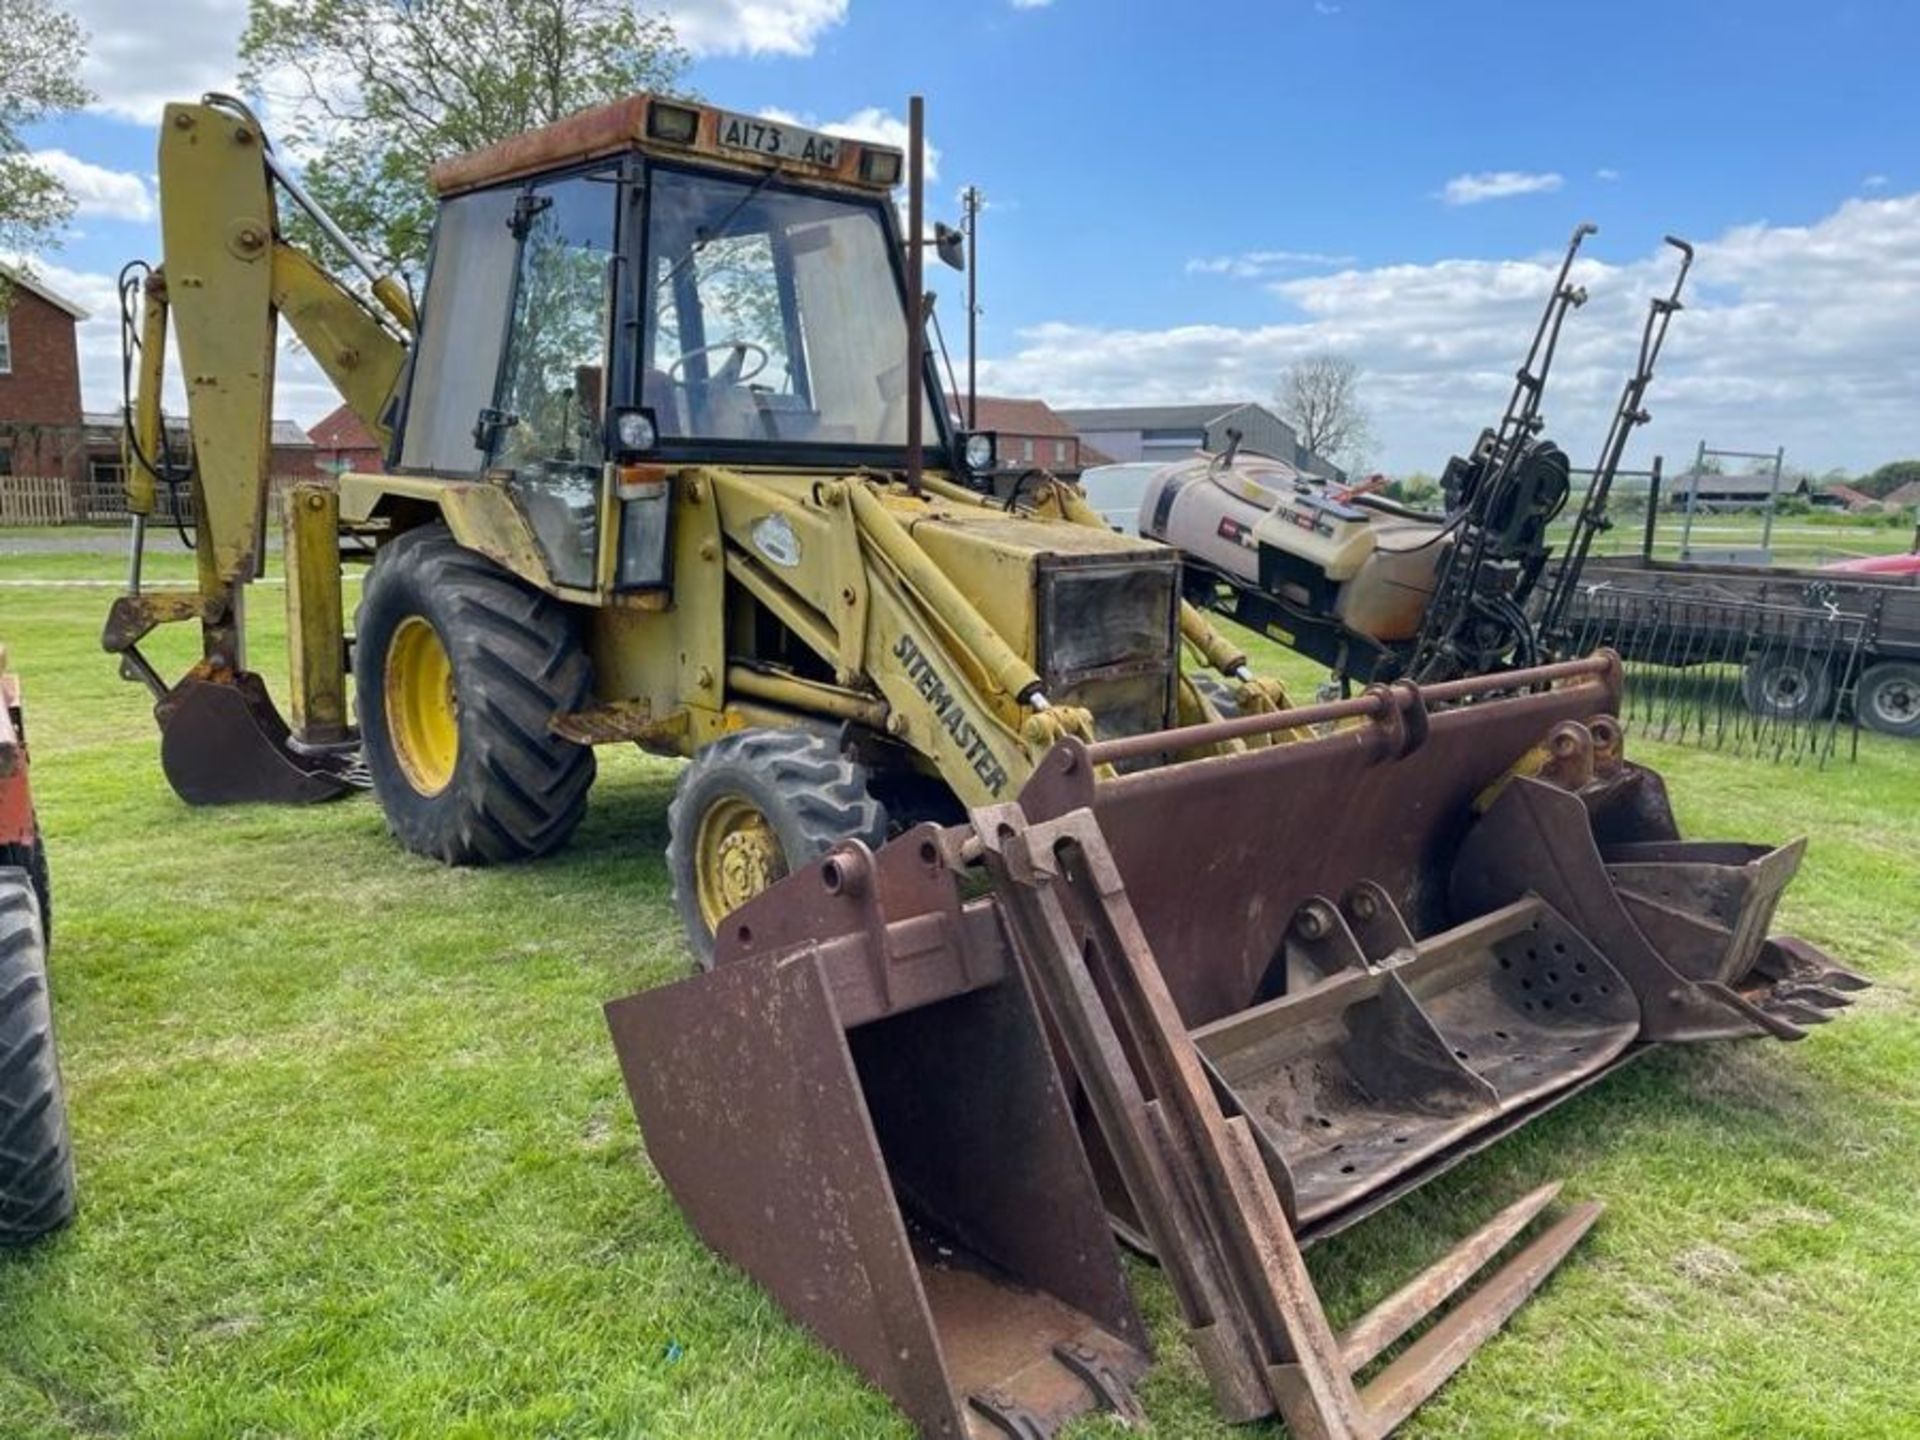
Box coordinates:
[0,670,35,850]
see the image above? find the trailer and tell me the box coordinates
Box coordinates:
[1559,473,1920,738]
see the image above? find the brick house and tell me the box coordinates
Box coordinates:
[307,401,386,475]
[79,412,317,520]
[0,264,88,480]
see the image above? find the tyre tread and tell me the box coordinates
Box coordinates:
[666,729,888,964]
[0,872,73,1244]
[355,524,596,865]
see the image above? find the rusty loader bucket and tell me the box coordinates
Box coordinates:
[605,832,1151,1438]
[606,652,1866,1437]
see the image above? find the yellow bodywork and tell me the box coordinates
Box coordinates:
[111,90,1267,829]
[341,461,1172,806]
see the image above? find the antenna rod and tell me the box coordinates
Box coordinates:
[905,94,926,497]
[965,185,980,430]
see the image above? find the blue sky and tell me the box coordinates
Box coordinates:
[16,0,1920,472]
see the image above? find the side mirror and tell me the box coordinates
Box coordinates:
[934,221,966,271]
[606,405,660,458]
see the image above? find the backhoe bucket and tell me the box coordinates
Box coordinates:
[607,653,1865,1436]
[156,670,358,806]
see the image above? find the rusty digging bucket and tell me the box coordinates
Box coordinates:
[605,652,1866,1439]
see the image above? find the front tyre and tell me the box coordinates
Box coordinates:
[354,524,595,864]
[667,728,888,967]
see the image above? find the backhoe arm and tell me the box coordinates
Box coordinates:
[109,93,414,806]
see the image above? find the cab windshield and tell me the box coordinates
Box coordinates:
[642,166,939,449]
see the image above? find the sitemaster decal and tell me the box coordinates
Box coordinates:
[892,634,1010,796]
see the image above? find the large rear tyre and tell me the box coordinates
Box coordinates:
[1857,660,1920,738]
[354,524,595,864]
[1740,654,1833,723]
[667,728,888,967]
[0,867,74,1245]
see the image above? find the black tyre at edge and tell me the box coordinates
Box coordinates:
[0,866,74,1245]
[1857,659,1920,738]
[355,523,596,864]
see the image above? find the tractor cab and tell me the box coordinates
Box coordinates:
[383,96,951,593]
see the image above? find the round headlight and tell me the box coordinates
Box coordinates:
[616,410,657,452]
[963,433,994,471]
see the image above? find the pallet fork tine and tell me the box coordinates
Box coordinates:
[977,805,1601,1438]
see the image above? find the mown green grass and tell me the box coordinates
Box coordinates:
[1580,509,1918,565]
[0,550,1916,1438]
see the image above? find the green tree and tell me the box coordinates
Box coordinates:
[1386,470,1438,505]
[0,0,92,264]
[240,0,690,275]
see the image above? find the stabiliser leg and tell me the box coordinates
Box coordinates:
[977,803,1601,1438]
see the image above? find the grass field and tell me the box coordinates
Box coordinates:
[1,543,1917,1438]
[1569,508,1918,567]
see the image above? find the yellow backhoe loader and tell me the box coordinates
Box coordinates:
[109,91,1867,1438]
[106,91,1272,955]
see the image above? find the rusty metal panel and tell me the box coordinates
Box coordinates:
[607,950,968,1436]
[606,926,1150,1437]
[0,668,34,850]
[1021,674,1623,1029]
[1192,896,1639,1228]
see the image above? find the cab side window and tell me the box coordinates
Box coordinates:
[396,187,519,474]
[489,170,620,588]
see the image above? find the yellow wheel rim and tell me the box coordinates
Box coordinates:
[694,795,787,932]
[384,615,459,796]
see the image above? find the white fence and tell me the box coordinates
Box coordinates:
[1,475,318,527]
[0,476,75,526]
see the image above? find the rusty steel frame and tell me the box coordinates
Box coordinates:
[607,652,1868,1438]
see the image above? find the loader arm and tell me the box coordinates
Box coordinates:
[108,95,413,804]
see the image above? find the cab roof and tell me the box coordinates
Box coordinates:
[429,94,904,198]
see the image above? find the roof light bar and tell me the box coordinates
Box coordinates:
[647,102,700,145]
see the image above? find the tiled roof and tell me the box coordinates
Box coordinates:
[955,395,1080,438]
[0,263,88,320]
[307,402,380,452]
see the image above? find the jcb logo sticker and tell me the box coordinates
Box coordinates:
[892,634,1009,797]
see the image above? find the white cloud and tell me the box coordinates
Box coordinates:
[65,0,249,125]
[978,192,1920,475]
[1010,0,1055,8]
[28,150,155,222]
[1186,249,1356,279]
[1596,167,1621,182]
[1863,174,1889,189]
[1440,170,1565,206]
[62,0,846,125]
[761,105,939,181]
[669,0,849,55]
[1314,1,1342,13]
[4,255,341,427]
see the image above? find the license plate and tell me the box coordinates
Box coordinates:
[713,109,841,167]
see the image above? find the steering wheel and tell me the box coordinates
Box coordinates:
[667,340,770,386]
